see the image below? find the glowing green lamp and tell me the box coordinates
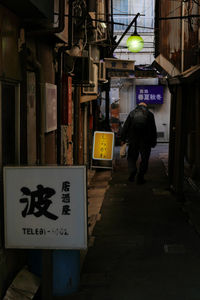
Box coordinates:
[126,19,144,53]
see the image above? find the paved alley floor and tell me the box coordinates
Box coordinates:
[79,144,200,300]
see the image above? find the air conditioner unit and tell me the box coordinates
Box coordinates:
[98,61,106,81]
[82,63,98,94]
[70,56,94,84]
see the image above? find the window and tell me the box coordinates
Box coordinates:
[113,0,154,33]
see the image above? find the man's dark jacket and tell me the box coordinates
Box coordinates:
[121,105,157,148]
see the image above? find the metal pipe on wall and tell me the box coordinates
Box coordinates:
[28,0,65,35]
[56,0,73,164]
[198,0,200,65]
[57,46,72,165]
[22,46,44,164]
[195,83,200,176]
[105,78,110,130]
[83,103,88,164]
[154,0,160,58]
[181,1,185,72]
[73,86,80,164]
[110,0,114,38]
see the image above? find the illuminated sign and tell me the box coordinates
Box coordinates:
[92,131,114,160]
[136,85,164,104]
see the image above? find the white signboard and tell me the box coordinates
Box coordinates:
[44,83,57,133]
[4,166,87,250]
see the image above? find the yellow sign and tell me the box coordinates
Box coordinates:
[92,131,114,160]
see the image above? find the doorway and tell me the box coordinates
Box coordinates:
[0,81,20,166]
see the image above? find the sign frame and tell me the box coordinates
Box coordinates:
[136,85,164,105]
[92,131,115,161]
[4,166,87,250]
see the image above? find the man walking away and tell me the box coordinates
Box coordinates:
[120,102,157,184]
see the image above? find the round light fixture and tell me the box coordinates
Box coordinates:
[126,34,144,53]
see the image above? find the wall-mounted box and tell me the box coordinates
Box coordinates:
[104,58,135,71]
[43,83,57,133]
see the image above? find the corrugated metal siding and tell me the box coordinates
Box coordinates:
[158,0,199,71]
[159,0,182,70]
[183,0,199,69]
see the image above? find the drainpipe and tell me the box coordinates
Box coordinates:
[57,45,72,164]
[154,0,160,58]
[110,0,114,39]
[105,78,110,130]
[27,0,73,164]
[198,2,200,65]
[73,86,80,164]
[32,56,45,165]
[25,0,69,165]
[181,1,185,72]
[83,103,87,164]
[57,0,73,164]
[21,46,44,164]
[105,0,110,37]
[35,60,45,165]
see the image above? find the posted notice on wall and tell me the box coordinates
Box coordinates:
[92,131,115,160]
[4,166,87,250]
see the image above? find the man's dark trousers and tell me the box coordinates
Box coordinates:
[127,143,151,177]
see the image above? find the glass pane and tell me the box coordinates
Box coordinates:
[113,0,154,33]
[113,0,128,32]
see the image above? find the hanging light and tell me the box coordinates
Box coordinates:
[126,18,144,53]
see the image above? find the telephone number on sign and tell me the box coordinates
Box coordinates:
[22,227,69,236]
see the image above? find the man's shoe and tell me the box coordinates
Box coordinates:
[128,172,136,182]
[137,174,146,184]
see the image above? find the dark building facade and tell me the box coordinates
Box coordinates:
[0,0,114,297]
[155,0,200,194]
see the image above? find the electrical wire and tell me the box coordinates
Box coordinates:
[185,17,199,25]
[114,23,155,30]
[193,0,200,6]
[97,13,145,16]
[59,13,155,31]
[113,2,154,17]
[112,0,156,36]
[159,14,200,20]
[165,4,182,17]
[113,7,129,14]
[162,0,191,18]
[140,3,154,16]
[167,0,200,6]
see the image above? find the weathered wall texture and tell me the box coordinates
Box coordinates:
[159,0,199,71]
[0,5,21,80]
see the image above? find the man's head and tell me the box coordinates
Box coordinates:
[138,102,147,107]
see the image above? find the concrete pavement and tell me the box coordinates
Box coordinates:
[76,143,200,300]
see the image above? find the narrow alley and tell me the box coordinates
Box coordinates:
[2,1,200,299]
[78,143,200,300]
